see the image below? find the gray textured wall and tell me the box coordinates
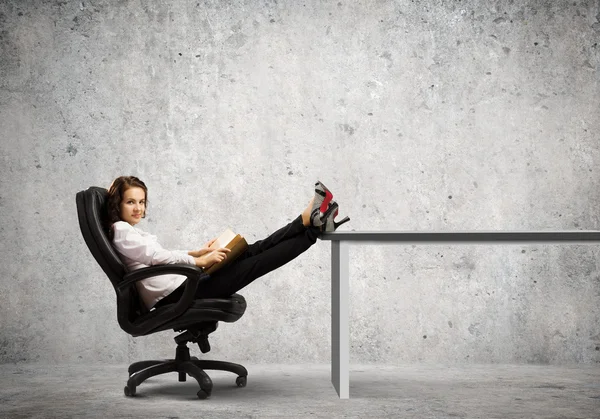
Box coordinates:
[1,0,599,366]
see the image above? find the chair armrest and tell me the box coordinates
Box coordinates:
[119,264,211,329]
[119,264,207,292]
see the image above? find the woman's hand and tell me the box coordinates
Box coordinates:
[189,238,218,258]
[196,247,214,257]
[195,248,231,269]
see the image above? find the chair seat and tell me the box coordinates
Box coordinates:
[135,294,247,334]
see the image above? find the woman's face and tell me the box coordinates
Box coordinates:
[119,187,146,226]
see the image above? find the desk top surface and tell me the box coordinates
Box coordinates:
[319,231,600,242]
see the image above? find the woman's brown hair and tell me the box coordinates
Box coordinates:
[103,176,149,241]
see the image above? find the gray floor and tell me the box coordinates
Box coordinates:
[1,363,599,418]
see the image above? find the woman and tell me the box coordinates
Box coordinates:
[104,176,350,310]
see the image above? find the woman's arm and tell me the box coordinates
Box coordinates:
[112,222,195,266]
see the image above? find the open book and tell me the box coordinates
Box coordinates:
[203,228,249,274]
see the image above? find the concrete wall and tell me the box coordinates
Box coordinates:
[1,0,599,365]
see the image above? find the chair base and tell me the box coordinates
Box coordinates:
[125,343,247,399]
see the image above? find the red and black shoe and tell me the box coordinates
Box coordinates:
[310,180,334,227]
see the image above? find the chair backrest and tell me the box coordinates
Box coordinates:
[76,187,149,326]
[76,186,127,286]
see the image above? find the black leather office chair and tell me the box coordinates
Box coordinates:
[76,186,248,399]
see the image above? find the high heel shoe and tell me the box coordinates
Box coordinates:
[310,180,334,227]
[321,201,351,232]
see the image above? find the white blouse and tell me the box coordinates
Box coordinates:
[110,221,196,309]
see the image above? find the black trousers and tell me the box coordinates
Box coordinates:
[154,215,320,308]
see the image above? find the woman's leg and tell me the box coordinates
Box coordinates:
[239,193,320,259]
[154,197,322,308]
[194,213,321,299]
[238,214,307,261]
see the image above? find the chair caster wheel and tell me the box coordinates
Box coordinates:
[236,376,247,387]
[197,389,210,399]
[124,385,136,397]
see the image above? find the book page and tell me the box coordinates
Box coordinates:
[209,228,236,249]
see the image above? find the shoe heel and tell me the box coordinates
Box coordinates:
[334,216,350,230]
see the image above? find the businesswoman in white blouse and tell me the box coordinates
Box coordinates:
[104,176,349,311]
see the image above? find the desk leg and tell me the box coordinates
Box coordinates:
[331,240,349,399]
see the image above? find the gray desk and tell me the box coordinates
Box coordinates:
[319,230,600,399]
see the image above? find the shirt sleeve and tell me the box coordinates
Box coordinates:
[112,222,196,266]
